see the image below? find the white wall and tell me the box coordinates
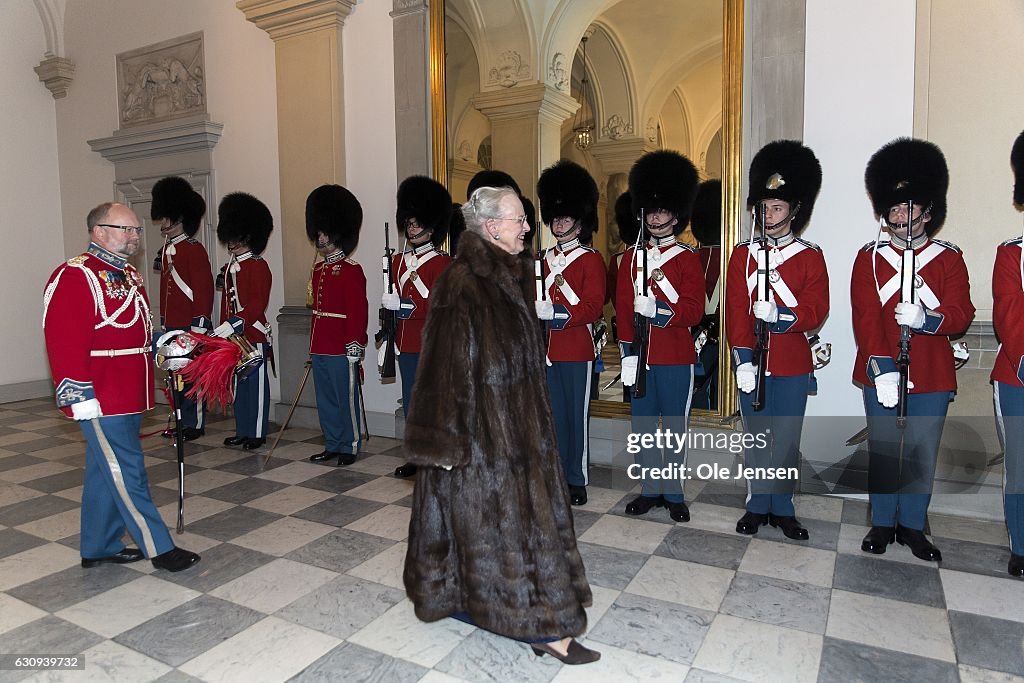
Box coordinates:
[803,0,917,420]
[342,0,401,416]
[0,2,65,391]
[55,0,282,400]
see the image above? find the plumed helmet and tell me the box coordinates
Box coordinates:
[448,202,466,254]
[1012,130,1024,208]
[691,179,722,246]
[305,184,363,255]
[537,160,600,242]
[614,191,640,247]
[629,150,700,234]
[216,192,274,255]
[396,176,452,246]
[467,169,521,198]
[865,137,949,234]
[152,176,206,237]
[747,140,822,234]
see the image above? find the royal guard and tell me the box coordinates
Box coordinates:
[217,192,274,451]
[535,160,606,505]
[608,191,640,402]
[305,185,368,466]
[855,138,974,561]
[990,130,1024,578]
[726,141,828,540]
[616,150,705,522]
[691,179,723,410]
[151,176,213,440]
[384,176,453,478]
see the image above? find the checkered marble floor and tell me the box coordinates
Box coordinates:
[0,397,1022,683]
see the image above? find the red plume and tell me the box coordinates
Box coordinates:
[179,335,242,409]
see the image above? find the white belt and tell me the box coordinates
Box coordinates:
[90,347,149,357]
[313,310,347,319]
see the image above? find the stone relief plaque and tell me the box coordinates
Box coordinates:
[117,32,206,127]
[487,51,529,88]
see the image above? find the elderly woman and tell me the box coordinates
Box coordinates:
[402,186,599,665]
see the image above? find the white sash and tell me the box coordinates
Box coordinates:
[544,247,587,305]
[163,236,194,302]
[875,242,943,309]
[745,242,807,308]
[635,244,685,304]
[398,249,438,299]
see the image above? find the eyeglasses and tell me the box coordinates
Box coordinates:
[485,215,528,226]
[97,224,145,235]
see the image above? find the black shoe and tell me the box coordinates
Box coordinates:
[151,547,201,572]
[223,435,247,447]
[1009,553,1024,578]
[624,495,663,516]
[861,526,896,554]
[769,514,809,540]
[736,511,769,535]
[242,438,266,451]
[531,639,601,665]
[896,526,942,562]
[162,429,175,439]
[394,464,418,478]
[81,547,144,568]
[337,452,356,466]
[665,500,690,522]
[569,485,588,506]
[182,427,205,441]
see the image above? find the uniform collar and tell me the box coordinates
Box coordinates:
[412,241,435,257]
[889,232,929,251]
[760,230,796,248]
[556,238,581,253]
[324,250,345,264]
[169,233,189,246]
[88,242,127,269]
[232,250,254,263]
[648,234,677,248]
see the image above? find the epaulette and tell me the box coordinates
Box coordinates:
[736,239,752,248]
[581,245,597,253]
[931,239,962,254]
[67,255,87,266]
[795,237,822,252]
[1000,236,1023,247]
[344,257,357,266]
[861,240,888,252]
[674,241,697,253]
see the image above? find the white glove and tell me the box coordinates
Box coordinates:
[895,302,926,329]
[535,300,555,320]
[621,356,639,387]
[875,372,900,408]
[736,363,756,394]
[381,293,401,311]
[347,355,361,365]
[213,321,237,338]
[634,294,657,319]
[752,300,779,323]
[71,398,102,421]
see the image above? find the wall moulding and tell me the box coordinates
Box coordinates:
[117,32,207,128]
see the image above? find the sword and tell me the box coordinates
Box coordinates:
[168,371,187,534]
[264,359,312,467]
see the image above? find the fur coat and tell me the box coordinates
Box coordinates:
[403,230,593,641]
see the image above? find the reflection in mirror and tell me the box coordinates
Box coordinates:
[436,0,739,420]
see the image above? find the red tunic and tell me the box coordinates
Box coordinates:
[991,238,1024,386]
[851,237,975,392]
[725,238,829,376]
[43,243,155,417]
[606,251,622,308]
[390,244,452,354]
[539,240,606,362]
[159,234,214,328]
[699,245,721,308]
[615,237,705,365]
[219,252,272,345]
[310,252,368,356]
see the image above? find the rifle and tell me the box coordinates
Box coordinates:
[375,222,397,381]
[896,201,915,428]
[751,203,769,411]
[535,226,547,334]
[632,208,650,399]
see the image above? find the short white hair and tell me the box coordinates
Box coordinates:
[462,186,519,235]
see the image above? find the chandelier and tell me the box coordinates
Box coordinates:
[572,36,593,151]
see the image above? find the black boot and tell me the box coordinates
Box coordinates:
[242,437,266,451]
[569,485,588,506]
[665,500,690,522]
[861,526,896,554]
[624,495,663,516]
[736,511,769,535]
[394,464,418,478]
[1009,553,1024,578]
[895,526,942,562]
[151,547,201,572]
[223,435,247,447]
[769,514,809,540]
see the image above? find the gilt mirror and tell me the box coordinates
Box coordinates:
[430,0,743,423]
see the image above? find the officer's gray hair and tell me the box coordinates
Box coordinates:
[462,186,519,236]
[86,202,116,232]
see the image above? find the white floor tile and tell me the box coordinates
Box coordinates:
[243,485,335,516]
[344,504,411,541]
[826,589,955,663]
[739,539,835,588]
[626,555,734,612]
[578,515,672,554]
[15,509,80,541]
[231,516,334,556]
[0,543,80,591]
[209,558,337,613]
[0,593,47,635]
[21,639,172,683]
[693,614,822,683]
[348,542,408,590]
[941,569,1024,624]
[0,461,75,484]
[56,575,200,638]
[344,476,416,504]
[552,642,690,682]
[348,599,475,668]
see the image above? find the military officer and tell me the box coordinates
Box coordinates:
[535,160,606,505]
[43,202,200,572]
[691,179,723,411]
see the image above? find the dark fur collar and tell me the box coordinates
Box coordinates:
[457,230,523,280]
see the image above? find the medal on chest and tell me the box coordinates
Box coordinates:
[331,264,342,276]
[100,270,130,299]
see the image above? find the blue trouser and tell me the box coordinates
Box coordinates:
[863,388,950,530]
[164,327,205,431]
[398,351,420,418]
[994,381,1024,555]
[312,354,362,454]
[738,373,809,516]
[79,414,174,559]
[630,364,694,503]
[233,342,270,439]
[546,360,593,487]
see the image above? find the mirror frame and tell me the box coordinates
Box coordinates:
[429,0,743,425]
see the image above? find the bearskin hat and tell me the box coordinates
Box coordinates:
[522,195,538,250]
[396,176,452,246]
[691,179,722,246]
[305,184,363,255]
[216,192,274,255]
[747,141,821,234]
[537,160,600,242]
[1012,130,1024,208]
[629,150,700,234]
[467,169,521,198]
[448,202,466,254]
[614,191,640,247]
[152,176,206,237]
[865,137,948,234]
